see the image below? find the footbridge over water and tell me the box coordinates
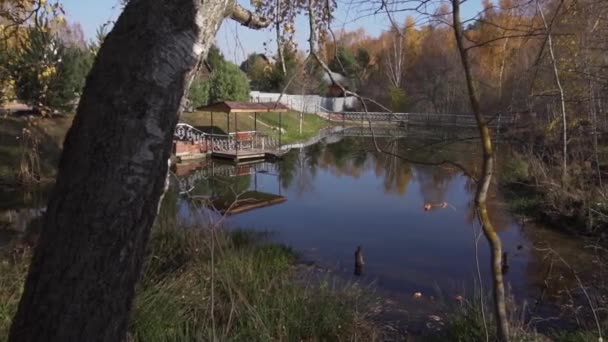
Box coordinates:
[319,111,513,129]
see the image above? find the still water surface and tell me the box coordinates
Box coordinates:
[0,133,592,323]
[172,134,592,317]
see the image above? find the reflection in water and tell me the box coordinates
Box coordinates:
[414,165,453,206]
[172,161,286,216]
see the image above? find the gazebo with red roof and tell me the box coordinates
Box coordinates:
[195,101,290,161]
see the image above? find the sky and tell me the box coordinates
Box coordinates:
[60,0,482,64]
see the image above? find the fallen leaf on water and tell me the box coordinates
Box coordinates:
[428,315,442,322]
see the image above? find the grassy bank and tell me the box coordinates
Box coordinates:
[427,293,605,342]
[0,204,383,340]
[181,111,331,145]
[498,151,608,236]
[256,111,330,144]
[133,225,380,341]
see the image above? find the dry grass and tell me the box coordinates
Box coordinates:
[0,116,72,182]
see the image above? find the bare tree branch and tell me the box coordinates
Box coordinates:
[228,4,272,29]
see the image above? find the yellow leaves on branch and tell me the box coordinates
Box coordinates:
[39,65,55,79]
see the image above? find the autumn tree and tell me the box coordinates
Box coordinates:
[13,25,93,112]
[240,53,273,90]
[0,0,65,107]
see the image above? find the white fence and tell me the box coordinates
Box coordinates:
[249,91,357,113]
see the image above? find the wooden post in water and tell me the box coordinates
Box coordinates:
[354,246,364,276]
[254,166,258,191]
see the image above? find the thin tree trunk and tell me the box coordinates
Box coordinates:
[276,0,287,75]
[498,37,509,102]
[9,1,267,341]
[451,1,510,341]
[537,0,568,184]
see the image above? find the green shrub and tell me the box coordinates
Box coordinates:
[501,154,531,184]
[188,78,210,108]
[188,60,250,107]
[207,62,250,104]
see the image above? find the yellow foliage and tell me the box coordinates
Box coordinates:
[0,0,64,107]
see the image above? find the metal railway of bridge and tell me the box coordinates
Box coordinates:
[321,111,512,129]
[173,122,285,161]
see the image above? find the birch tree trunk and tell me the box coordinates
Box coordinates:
[9,0,268,340]
[451,1,510,341]
[537,0,568,184]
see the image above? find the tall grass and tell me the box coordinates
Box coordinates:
[0,222,381,341]
[429,291,545,342]
[12,126,42,186]
[130,214,381,341]
[0,246,30,340]
[0,116,72,183]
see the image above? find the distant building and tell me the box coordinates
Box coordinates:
[321,71,352,97]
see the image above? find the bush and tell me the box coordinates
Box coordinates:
[501,154,531,184]
[388,86,409,112]
[188,78,210,108]
[207,62,250,104]
[188,61,250,107]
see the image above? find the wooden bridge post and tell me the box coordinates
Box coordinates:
[234,111,238,156]
[211,111,214,151]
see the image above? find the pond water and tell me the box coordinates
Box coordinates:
[0,131,595,327]
[171,133,595,324]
